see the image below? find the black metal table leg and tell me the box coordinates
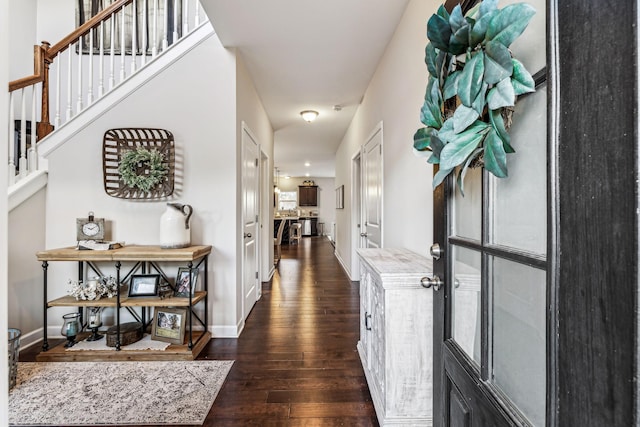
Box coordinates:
[115,261,121,351]
[204,255,208,335]
[188,261,193,349]
[42,261,49,351]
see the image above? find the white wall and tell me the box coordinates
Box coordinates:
[1,0,10,420]
[9,0,38,80]
[334,0,440,279]
[8,188,46,349]
[36,0,75,45]
[236,52,275,284]
[43,35,243,337]
[312,177,335,238]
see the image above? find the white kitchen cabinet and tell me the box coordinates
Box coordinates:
[357,248,434,426]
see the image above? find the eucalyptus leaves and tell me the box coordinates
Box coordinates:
[414,0,536,191]
[118,147,168,193]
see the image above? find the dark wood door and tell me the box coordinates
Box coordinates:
[432,1,637,426]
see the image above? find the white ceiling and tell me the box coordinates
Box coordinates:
[200,0,410,178]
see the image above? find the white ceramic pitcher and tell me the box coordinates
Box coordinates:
[159,203,193,249]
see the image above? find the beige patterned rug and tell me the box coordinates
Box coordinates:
[9,360,233,426]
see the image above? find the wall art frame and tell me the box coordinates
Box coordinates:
[103,128,175,199]
[336,185,344,209]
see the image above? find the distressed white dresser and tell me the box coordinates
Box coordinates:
[357,248,434,426]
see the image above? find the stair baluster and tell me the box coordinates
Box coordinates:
[7,0,209,188]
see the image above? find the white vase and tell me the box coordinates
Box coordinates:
[159,203,193,249]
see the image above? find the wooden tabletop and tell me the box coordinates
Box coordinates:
[36,245,212,262]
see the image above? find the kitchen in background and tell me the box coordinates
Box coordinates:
[274,176,336,244]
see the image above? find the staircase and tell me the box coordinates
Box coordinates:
[8,0,214,210]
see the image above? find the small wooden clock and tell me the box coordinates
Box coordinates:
[76,211,105,241]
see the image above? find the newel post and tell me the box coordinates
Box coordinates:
[37,41,54,140]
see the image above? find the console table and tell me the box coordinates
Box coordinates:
[36,245,211,361]
[357,248,434,426]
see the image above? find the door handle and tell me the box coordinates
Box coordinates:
[360,232,368,237]
[420,276,443,291]
[365,312,372,330]
[244,233,252,238]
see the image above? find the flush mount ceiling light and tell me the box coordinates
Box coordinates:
[300,110,319,123]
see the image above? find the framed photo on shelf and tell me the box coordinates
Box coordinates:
[128,274,160,297]
[174,267,198,297]
[151,307,186,344]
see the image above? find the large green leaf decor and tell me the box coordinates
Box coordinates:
[414,1,536,193]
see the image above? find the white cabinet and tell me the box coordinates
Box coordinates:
[357,248,434,426]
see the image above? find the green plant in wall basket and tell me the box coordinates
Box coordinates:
[413,0,536,192]
[118,147,168,193]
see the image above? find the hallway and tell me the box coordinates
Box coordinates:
[203,236,378,425]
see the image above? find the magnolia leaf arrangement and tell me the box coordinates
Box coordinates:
[413,0,536,192]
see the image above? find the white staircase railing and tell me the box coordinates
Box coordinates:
[8,0,208,187]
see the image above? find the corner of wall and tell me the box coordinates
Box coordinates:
[1,0,10,417]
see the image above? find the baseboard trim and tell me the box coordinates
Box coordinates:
[209,320,243,338]
[334,249,356,280]
[16,328,45,351]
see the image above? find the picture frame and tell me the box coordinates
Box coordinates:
[128,274,160,297]
[151,307,186,345]
[174,267,198,297]
[336,185,344,209]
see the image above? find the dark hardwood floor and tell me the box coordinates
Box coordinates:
[203,236,378,426]
[20,236,378,426]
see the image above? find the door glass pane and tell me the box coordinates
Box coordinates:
[490,87,547,254]
[452,246,481,365]
[491,257,546,426]
[500,0,546,73]
[453,166,482,241]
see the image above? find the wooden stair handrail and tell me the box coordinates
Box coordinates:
[7,0,134,139]
[47,0,132,58]
[8,44,48,92]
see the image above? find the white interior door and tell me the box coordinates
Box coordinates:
[242,124,259,321]
[361,123,383,249]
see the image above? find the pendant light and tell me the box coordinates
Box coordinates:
[274,167,281,193]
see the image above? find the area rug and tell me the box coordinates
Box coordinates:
[9,360,233,426]
[67,334,171,351]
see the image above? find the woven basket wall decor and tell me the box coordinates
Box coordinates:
[103,128,175,199]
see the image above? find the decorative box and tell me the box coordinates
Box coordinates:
[106,321,143,347]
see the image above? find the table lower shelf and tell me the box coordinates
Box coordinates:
[36,331,211,362]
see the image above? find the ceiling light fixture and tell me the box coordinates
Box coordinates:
[304,162,311,167]
[300,110,319,123]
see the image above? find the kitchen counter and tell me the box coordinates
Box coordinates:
[275,217,299,244]
[275,216,320,241]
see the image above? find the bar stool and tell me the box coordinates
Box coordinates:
[289,223,302,245]
[274,219,286,265]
